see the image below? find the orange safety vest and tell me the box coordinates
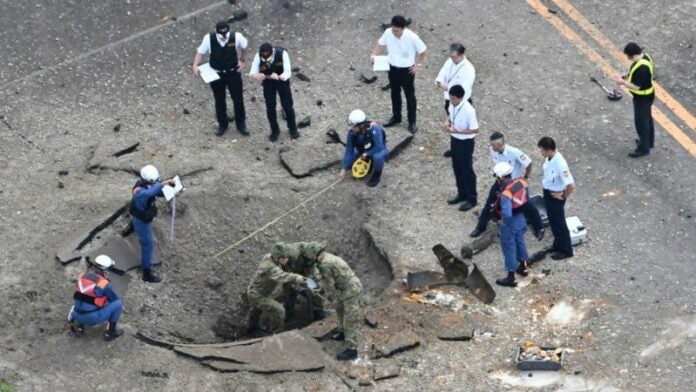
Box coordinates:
[73,272,110,308]
[494,179,528,218]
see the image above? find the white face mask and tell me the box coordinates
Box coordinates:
[216,32,229,41]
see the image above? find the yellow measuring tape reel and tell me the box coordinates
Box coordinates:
[351,157,372,180]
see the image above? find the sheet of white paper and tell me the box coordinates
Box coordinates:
[199,63,220,83]
[162,185,175,201]
[372,56,390,72]
[162,176,184,201]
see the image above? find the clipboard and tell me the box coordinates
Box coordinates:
[198,63,220,83]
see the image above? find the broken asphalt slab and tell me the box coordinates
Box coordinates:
[421,313,481,341]
[90,233,160,274]
[55,204,128,265]
[373,328,421,358]
[174,331,329,373]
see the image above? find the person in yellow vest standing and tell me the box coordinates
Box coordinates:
[613,42,654,158]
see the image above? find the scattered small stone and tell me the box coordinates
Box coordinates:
[57,181,64,189]
[141,370,169,379]
[228,10,248,23]
[58,170,69,176]
[113,123,121,132]
[548,7,558,14]
[630,276,635,281]
[291,67,300,72]
[316,99,323,106]
[295,72,311,82]
[541,269,551,276]
[298,116,311,128]
[251,96,256,102]
[182,108,190,115]
[348,66,356,71]
[381,83,391,91]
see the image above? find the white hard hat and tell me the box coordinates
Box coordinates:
[140,165,160,183]
[94,255,115,270]
[347,109,368,126]
[493,162,513,178]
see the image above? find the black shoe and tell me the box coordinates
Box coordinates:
[383,117,401,127]
[408,122,417,134]
[447,195,465,205]
[269,132,279,142]
[331,331,345,341]
[469,227,485,238]
[215,124,228,136]
[550,252,573,260]
[69,321,85,336]
[443,150,452,158]
[495,276,517,287]
[628,149,649,158]
[336,348,358,361]
[142,268,162,283]
[367,170,382,187]
[516,261,529,277]
[104,323,124,341]
[458,201,477,212]
[535,228,545,241]
[289,130,300,139]
[237,126,250,136]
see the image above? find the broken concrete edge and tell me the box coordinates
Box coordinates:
[135,331,263,350]
[112,142,140,157]
[278,151,343,179]
[202,360,325,374]
[180,166,214,179]
[173,347,248,365]
[386,135,414,162]
[363,226,394,281]
[77,204,129,250]
[376,340,420,359]
[87,164,140,177]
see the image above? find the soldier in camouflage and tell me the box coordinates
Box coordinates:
[302,242,363,361]
[271,242,327,321]
[245,251,308,334]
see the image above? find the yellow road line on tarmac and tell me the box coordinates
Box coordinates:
[550,0,696,133]
[524,0,696,158]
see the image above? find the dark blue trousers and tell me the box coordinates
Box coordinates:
[543,189,573,256]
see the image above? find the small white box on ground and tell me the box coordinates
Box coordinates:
[566,216,587,246]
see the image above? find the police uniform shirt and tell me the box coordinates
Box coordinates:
[249,49,292,81]
[490,145,531,179]
[435,57,475,101]
[197,32,248,70]
[542,152,574,192]
[449,100,478,141]
[378,28,427,68]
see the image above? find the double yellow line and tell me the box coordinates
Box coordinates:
[525,0,696,157]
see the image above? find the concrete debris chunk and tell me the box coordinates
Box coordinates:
[374,328,420,358]
[374,365,401,381]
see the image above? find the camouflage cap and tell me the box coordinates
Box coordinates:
[271,242,289,259]
[303,242,326,261]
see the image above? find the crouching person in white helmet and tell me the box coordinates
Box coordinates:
[68,255,124,341]
[337,110,388,187]
[130,165,174,283]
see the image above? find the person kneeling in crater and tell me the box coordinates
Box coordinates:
[337,109,388,187]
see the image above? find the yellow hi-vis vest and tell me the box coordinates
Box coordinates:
[627,53,654,96]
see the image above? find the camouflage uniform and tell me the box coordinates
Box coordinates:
[246,254,306,331]
[272,242,326,316]
[308,248,363,349]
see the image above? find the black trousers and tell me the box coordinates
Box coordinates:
[210,70,246,128]
[450,137,477,204]
[543,189,573,256]
[263,80,297,134]
[388,66,417,123]
[633,95,655,152]
[476,182,544,233]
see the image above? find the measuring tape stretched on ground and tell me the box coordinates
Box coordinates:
[208,178,344,261]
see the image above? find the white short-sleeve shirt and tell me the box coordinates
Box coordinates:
[449,100,478,141]
[542,152,574,191]
[435,57,475,101]
[197,32,248,55]
[377,28,427,68]
[490,145,532,179]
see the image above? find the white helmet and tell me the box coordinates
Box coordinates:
[140,165,160,183]
[347,109,368,126]
[94,255,115,270]
[493,162,513,178]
